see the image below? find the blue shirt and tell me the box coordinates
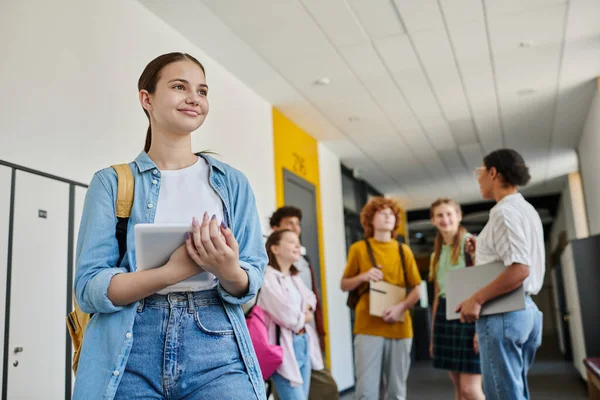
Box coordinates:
[72,152,267,399]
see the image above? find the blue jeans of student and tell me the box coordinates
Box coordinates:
[114,290,261,400]
[271,333,311,400]
[476,296,543,400]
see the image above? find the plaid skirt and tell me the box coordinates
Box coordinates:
[432,297,481,374]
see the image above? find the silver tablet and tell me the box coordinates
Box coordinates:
[445,261,526,321]
[134,223,214,288]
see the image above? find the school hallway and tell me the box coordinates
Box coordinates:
[340,336,588,399]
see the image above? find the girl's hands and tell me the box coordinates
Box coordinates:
[186,212,241,281]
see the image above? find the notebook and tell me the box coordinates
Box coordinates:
[369,280,407,321]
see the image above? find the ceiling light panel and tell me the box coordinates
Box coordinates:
[347,0,406,39]
[299,0,370,47]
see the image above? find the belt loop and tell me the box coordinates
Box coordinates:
[187,292,195,314]
[137,298,144,313]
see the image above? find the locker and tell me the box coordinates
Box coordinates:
[5,170,69,399]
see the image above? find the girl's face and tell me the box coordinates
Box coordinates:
[372,207,396,234]
[271,231,302,264]
[431,203,461,235]
[140,60,209,136]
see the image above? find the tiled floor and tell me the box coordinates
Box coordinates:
[340,341,587,399]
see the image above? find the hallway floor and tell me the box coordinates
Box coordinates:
[341,339,588,399]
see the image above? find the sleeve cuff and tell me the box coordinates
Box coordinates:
[84,268,127,314]
[218,261,262,305]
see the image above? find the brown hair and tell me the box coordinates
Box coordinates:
[428,198,467,281]
[360,197,403,238]
[269,206,302,228]
[265,230,299,276]
[138,52,206,152]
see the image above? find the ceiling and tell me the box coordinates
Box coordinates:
[139,0,600,210]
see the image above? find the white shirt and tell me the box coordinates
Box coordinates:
[294,253,312,292]
[294,254,317,331]
[282,274,303,313]
[476,193,545,295]
[154,157,224,293]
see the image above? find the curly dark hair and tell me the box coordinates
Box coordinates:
[484,149,531,187]
[360,197,403,238]
[269,206,302,228]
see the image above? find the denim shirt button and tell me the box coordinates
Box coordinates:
[152,169,158,175]
[147,203,154,209]
[125,332,132,339]
[152,179,158,185]
[113,370,119,377]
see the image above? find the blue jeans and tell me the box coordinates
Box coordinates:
[271,333,311,400]
[476,296,543,400]
[114,290,261,400]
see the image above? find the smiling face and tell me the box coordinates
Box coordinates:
[271,231,302,264]
[276,216,302,237]
[431,202,462,235]
[140,60,209,136]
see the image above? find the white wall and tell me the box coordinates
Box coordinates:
[579,90,600,235]
[0,0,276,229]
[318,143,355,391]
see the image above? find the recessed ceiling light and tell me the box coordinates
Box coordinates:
[313,77,331,86]
[517,89,536,96]
[519,40,534,48]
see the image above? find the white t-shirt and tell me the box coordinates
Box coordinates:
[476,193,545,295]
[154,157,224,293]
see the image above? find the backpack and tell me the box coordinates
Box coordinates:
[66,163,135,374]
[244,291,283,380]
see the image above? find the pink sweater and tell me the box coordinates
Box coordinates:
[258,266,324,387]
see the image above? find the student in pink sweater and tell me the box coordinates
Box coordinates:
[259,230,324,400]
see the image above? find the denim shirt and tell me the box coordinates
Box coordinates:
[72,152,267,400]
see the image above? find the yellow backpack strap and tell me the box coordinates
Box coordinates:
[111,163,135,218]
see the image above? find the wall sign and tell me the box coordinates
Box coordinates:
[292,153,307,177]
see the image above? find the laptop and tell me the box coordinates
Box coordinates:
[445,261,525,321]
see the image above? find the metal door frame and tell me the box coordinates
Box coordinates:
[0,159,87,400]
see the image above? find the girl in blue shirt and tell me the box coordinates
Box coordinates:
[73,53,267,400]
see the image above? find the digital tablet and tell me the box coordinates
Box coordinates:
[134,223,214,288]
[446,261,525,320]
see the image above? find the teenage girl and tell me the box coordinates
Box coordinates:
[429,198,484,400]
[73,52,267,400]
[259,229,324,400]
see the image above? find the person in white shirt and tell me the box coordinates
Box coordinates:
[456,149,544,400]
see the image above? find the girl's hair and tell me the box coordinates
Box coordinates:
[138,52,206,152]
[428,198,468,282]
[265,230,299,276]
[360,197,403,238]
[483,148,531,187]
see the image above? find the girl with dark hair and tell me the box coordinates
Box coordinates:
[73,53,267,399]
[457,149,544,400]
[259,230,324,400]
[429,198,483,400]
